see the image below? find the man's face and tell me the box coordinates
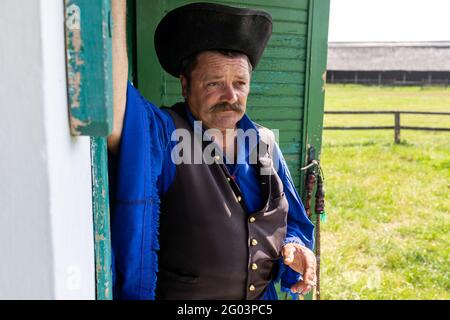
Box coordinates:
[181,51,251,131]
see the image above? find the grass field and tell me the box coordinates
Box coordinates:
[320,84,450,300]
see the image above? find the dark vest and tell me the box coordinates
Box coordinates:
[155,103,288,300]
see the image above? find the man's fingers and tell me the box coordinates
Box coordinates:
[283,244,317,295]
[302,284,313,295]
[282,245,296,264]
[291,281,312,295]
[302,260,317,284]
[291,278,316,295]
[291,256,317,295]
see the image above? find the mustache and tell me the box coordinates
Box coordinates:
[210,102,244,113]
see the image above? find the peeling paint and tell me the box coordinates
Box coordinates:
[95,233,106,242]
[91,136,113,300]
[64,0,113,138]
[71,30,84,66]
[65,1,85,130]
[66,4,81,30]
[68,71,81,109]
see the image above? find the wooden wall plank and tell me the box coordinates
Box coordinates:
[64,0,113,136]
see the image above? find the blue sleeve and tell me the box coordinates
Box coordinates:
[110,82,176,299]
[273,143,315,295]
[275,143,315,250]
[114,82,176,200]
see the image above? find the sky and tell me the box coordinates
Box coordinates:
[328,0,450,42]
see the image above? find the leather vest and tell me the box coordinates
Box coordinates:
[155,103,288,300]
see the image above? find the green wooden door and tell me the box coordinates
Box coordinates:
[134,0,330,194]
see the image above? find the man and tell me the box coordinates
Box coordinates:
[109,0,317,300]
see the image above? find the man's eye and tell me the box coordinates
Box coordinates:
[207,82,218,87]
[236,81,247,87]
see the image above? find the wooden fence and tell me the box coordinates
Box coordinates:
[324,111,450,143]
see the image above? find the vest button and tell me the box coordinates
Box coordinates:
[227,177,231,182]
[251,238,258,246]
[249,284,256,292]
[237,196,242,202]
[214,155,221,161]
[249,216,256,223]
[251,263,258,270]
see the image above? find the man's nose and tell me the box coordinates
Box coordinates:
[221,84,238,104]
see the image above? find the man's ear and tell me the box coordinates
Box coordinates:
[180,75,188,98]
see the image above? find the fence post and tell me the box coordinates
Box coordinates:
[394,112,401,144]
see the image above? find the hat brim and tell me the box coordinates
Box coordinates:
[154,2,273,78]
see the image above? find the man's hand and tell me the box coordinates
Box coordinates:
[282,243,317,295]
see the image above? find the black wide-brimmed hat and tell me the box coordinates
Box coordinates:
[154,2,273,77]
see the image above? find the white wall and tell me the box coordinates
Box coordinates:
[0,0,95,299]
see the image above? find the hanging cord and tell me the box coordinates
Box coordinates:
[304,170,317,219]
[301,159,320,219]
[301,148,326,301]
[316,166,326,222]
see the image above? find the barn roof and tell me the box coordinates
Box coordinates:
[327,42,450,72]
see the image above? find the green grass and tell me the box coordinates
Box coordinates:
[320,84,450,300]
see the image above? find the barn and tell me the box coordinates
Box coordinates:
[326,41,450,85]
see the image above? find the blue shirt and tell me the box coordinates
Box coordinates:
[110,82,315,300]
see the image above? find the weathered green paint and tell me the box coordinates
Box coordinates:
[133,0,330,300]
[90,137,113,300]
[65,0,113,136]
